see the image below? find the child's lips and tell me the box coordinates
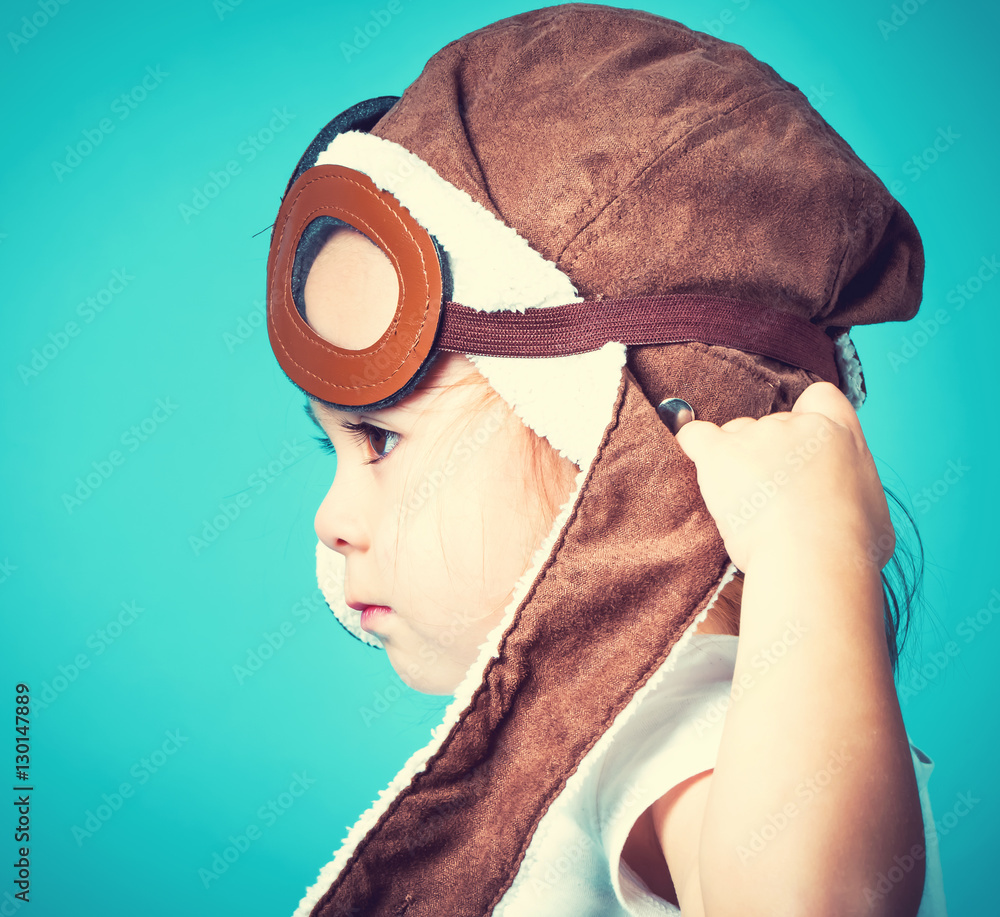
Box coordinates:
[359,605,394,633]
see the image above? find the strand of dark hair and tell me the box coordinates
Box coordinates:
[880,484,926,678]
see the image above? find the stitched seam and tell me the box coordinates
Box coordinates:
[679,339,781,390]
[823,165,859,311]
[557,86,797,267]
[483,370,729,912]
[272,171,433,392]
[481,369,632,911]
[313,374,629,912]
[322,370,629,914]
[455,49,505,221]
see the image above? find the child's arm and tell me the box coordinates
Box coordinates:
[657,382,925,917]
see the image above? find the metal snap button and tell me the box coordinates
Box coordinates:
[657,397,695,435]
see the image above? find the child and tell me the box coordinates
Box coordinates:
[266,5,947,915]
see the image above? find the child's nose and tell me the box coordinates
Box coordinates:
[314,481,370,555]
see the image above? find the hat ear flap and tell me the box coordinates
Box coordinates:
[281,95,400,199]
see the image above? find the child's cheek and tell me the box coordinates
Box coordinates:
[375,480,440,593]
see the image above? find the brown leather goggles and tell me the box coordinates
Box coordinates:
[267,98,842,410]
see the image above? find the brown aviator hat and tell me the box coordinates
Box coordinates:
[265,4,924,915]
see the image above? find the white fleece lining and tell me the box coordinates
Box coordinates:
[301,481,737,917]
[296,129,841,915]
[298,135,629,911]
[832,331,866,411]
[295,452,600,917]
[311,129,626,651]
[315,130,619,471]
[297,135,637,915]
[315,541,381,650]
[308,130,862,646]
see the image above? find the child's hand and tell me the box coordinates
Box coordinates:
[672,381,894,575]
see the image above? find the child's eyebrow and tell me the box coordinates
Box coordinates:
[302,397,403,430]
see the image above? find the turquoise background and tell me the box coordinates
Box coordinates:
[1,0,996,914]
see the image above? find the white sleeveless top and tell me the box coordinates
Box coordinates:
[492,634,948,916]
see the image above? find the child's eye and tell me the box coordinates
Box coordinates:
[339,420,401,465]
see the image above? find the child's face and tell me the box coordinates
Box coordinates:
[304,229,577,695]
[309,356,568,695]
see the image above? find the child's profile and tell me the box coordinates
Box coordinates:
[265,4,948,915]
[307,355,578,696]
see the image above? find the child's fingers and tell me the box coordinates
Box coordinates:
[790,381,865,444]
[672,419,719,461]
[674,417,758,465]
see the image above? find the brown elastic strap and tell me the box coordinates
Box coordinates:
[436,293,841,386]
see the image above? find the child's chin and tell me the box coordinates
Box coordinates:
[393,656,462,697]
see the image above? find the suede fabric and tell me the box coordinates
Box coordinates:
[310,347,812,917]
[371,4,922,336]
[297,5,924,914]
